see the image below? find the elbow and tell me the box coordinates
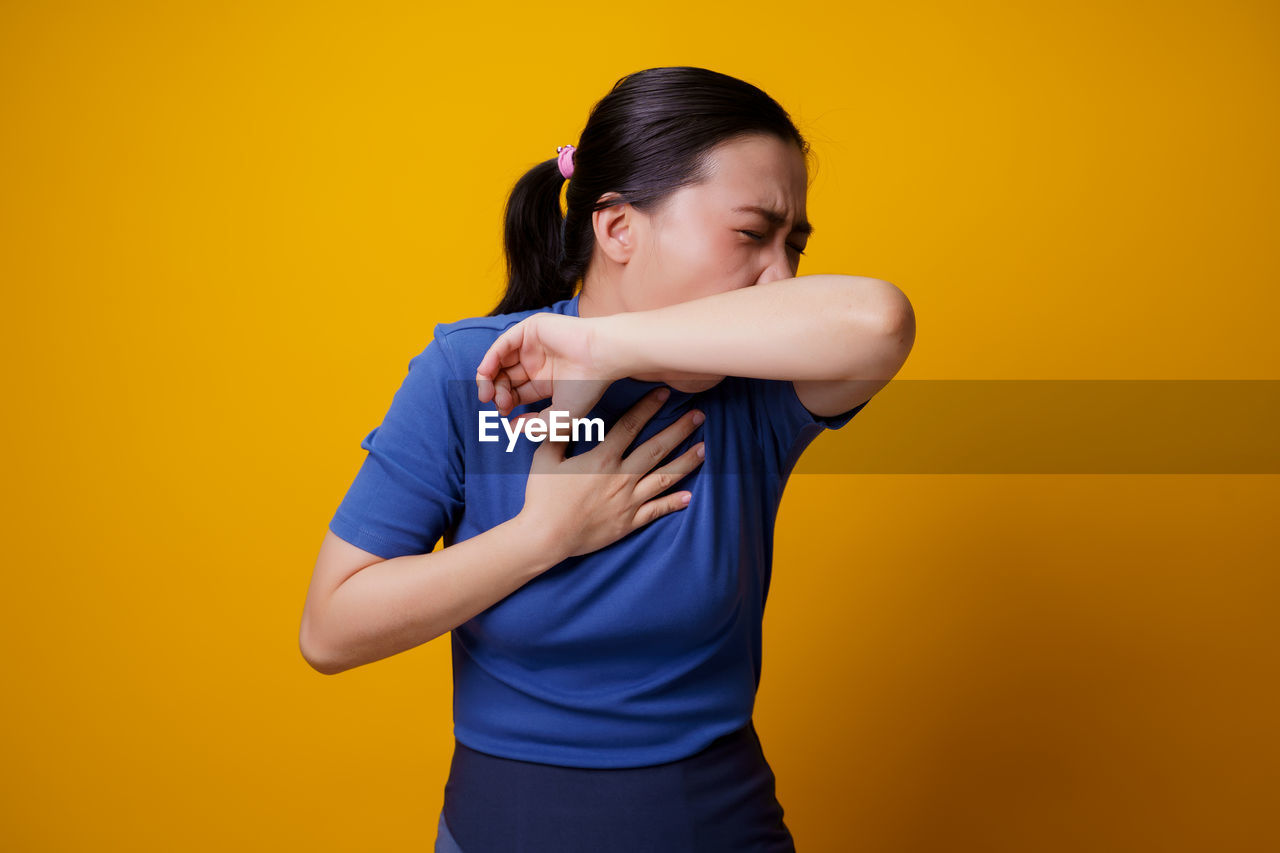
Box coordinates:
[874,290,915,381]
[878,284,915,359]
[841,277,913,340]
[299,616,346,676]
[842,279,915,382]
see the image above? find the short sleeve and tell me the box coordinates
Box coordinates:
[328,334,466,560]
[746,377,871,479]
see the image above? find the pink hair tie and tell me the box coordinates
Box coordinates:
[556,144,576,179]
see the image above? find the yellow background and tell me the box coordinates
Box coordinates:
[2,1,1277,850]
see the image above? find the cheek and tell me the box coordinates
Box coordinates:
[687,233,750,276]
[649,228,754,304]
[705,244,756,292]
[651,233,715,293]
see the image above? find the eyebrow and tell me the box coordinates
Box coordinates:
[732,205,815,237]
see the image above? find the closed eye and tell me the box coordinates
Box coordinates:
[739,231,806,256]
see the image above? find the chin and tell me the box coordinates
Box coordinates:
[666,375,726,393]
[628,370,727,393]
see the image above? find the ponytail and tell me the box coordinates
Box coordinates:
[487,159,577,316]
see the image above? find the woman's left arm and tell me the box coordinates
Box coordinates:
[596,274,915,416]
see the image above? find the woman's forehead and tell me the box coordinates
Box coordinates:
[682,145,808,219]
[701,136,798,192]
[703,136,806,183]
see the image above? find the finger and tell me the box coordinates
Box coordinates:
[619,407,704,477]
[509,402,556,433]
[632,443,706,504]
[496,374,515,416]
[494,379,547,419]
[631,490,693,529]
[502,361,532,389]
[599,387,671,456]
[476,323,526,381]
[508,378,553,411]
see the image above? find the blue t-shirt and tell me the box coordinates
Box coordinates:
[328,291,870,768]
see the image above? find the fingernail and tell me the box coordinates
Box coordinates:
[696,443,705,458]
[681,493,691,505]
[692,410,705,425]
[656,387,670,401]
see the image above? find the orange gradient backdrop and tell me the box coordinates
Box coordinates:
[1,1,1276,851]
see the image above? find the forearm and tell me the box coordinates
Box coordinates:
[598,274,905,381]
[304,514,567,675]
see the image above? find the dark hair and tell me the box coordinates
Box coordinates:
[487,66,811,316]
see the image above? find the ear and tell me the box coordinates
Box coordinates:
[591,192,636,264]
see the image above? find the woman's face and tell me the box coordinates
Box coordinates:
[612,132,812,313]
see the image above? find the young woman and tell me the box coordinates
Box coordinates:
[300,66,914,852]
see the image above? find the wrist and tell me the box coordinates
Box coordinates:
[509,509,572,572]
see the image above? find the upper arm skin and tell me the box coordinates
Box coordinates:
[298,530,387,672]
[793,281,916,418]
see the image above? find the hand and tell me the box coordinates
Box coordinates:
[517,387,706,562]
[476,312,617,423]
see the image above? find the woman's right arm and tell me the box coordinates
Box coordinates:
[299,386,704,675]
[299,515,567,676]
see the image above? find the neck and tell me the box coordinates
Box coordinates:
[576,265,629,319]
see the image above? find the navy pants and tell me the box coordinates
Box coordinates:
[434,719,796,852]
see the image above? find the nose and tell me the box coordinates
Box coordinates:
[756,243,797,286]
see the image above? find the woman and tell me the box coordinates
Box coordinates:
[300,66,914,852]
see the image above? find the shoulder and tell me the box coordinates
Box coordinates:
[428,306,550,378]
